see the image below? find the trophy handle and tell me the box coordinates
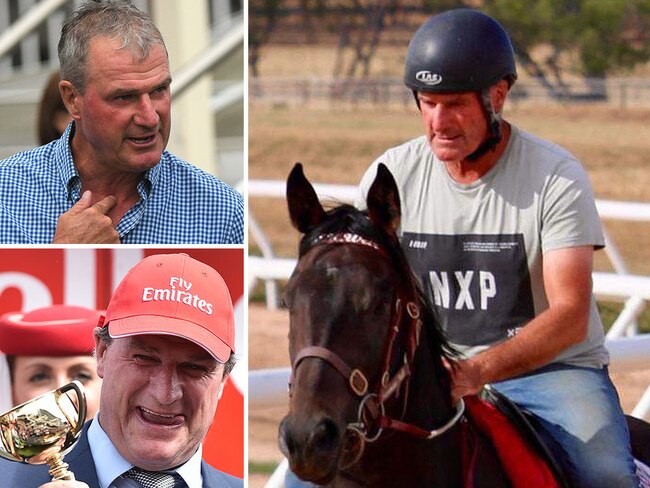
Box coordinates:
[45,381,87,481]
[57,381,87,436]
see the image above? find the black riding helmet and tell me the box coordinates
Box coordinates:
[404,9,517,160]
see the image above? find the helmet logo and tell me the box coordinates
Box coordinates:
[415,71,442,86]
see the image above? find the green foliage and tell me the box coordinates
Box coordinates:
[482,0,650,79]
[249,1,650,90]
[599,302,650,334]
[421,0,466,10]
[249,460,279,474]
[249,279,271,303]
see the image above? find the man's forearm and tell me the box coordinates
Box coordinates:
[469,303,589,385]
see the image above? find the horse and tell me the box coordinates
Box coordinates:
[279,163,514,487]
[279,162,650,487]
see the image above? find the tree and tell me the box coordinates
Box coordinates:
[327,0,464,81]
[249,0,283,78]
[249,0,650,101]
[482,0,650,98]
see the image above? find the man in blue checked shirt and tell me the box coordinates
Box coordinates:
[0,1,243,244]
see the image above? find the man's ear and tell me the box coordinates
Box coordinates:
[94,327,107,379]
[490,79,510,114]
[59,80,82,120]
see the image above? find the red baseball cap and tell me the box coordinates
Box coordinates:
[0,305,100,356]
[103,253,235,363]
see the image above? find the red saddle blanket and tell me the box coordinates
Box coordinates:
[463,395,561,488]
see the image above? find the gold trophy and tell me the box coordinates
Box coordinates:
[0,381,87,481]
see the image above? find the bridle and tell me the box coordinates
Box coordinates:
[289,232,465,463]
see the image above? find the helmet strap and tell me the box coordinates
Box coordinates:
[466,89,502,161]
[412,90,420,110]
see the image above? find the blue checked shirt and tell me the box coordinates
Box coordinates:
[0,124,244,244]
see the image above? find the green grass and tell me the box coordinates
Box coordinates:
[249,460,280,475]
[599,302,650,334]
[249,279,272,303]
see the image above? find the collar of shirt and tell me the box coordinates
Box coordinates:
[55,123,80,204]
[87,414,204,488]
[56,122,158,208]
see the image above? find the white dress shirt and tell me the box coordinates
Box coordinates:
[87,413,204,488]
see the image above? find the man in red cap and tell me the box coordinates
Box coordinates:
[1,253,242,488]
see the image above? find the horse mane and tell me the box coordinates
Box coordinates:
[299,203,459,371]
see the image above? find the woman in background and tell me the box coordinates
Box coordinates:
[0,304,102,417]
[37,71,72,145]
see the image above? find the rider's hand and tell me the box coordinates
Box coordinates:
[443,357,484,403]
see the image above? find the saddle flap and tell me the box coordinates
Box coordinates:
[464,388,569,488]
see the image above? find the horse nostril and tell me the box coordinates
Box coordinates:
[278,417,295,457]
[309,418,339,455]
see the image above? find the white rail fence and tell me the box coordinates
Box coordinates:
[250,77,650,110]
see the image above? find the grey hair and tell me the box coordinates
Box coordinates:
[58,0,167,94]
[94,324,113,347]
[94,326,237,376]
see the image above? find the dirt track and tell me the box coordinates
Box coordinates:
[248,303,650,487]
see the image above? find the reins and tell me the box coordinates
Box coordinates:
[289,232,465,457]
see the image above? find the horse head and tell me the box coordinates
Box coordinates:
[279,163,456,485]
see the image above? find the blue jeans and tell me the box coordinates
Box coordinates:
[492,363,639,488]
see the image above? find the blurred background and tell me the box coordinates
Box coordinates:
[0,0,244,186]
[248,1,650,486]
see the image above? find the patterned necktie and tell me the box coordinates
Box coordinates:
[122,467,184,488]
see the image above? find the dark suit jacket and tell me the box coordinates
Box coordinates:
[0,420,242,488]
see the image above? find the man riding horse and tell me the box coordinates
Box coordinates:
[357,8,638,488]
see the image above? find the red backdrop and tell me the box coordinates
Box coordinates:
[0,248,244,478]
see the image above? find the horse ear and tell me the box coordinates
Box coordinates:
[287,163,326,233]
[367,163,401,235]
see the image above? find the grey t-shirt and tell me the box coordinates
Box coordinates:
[359,127,609,368]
